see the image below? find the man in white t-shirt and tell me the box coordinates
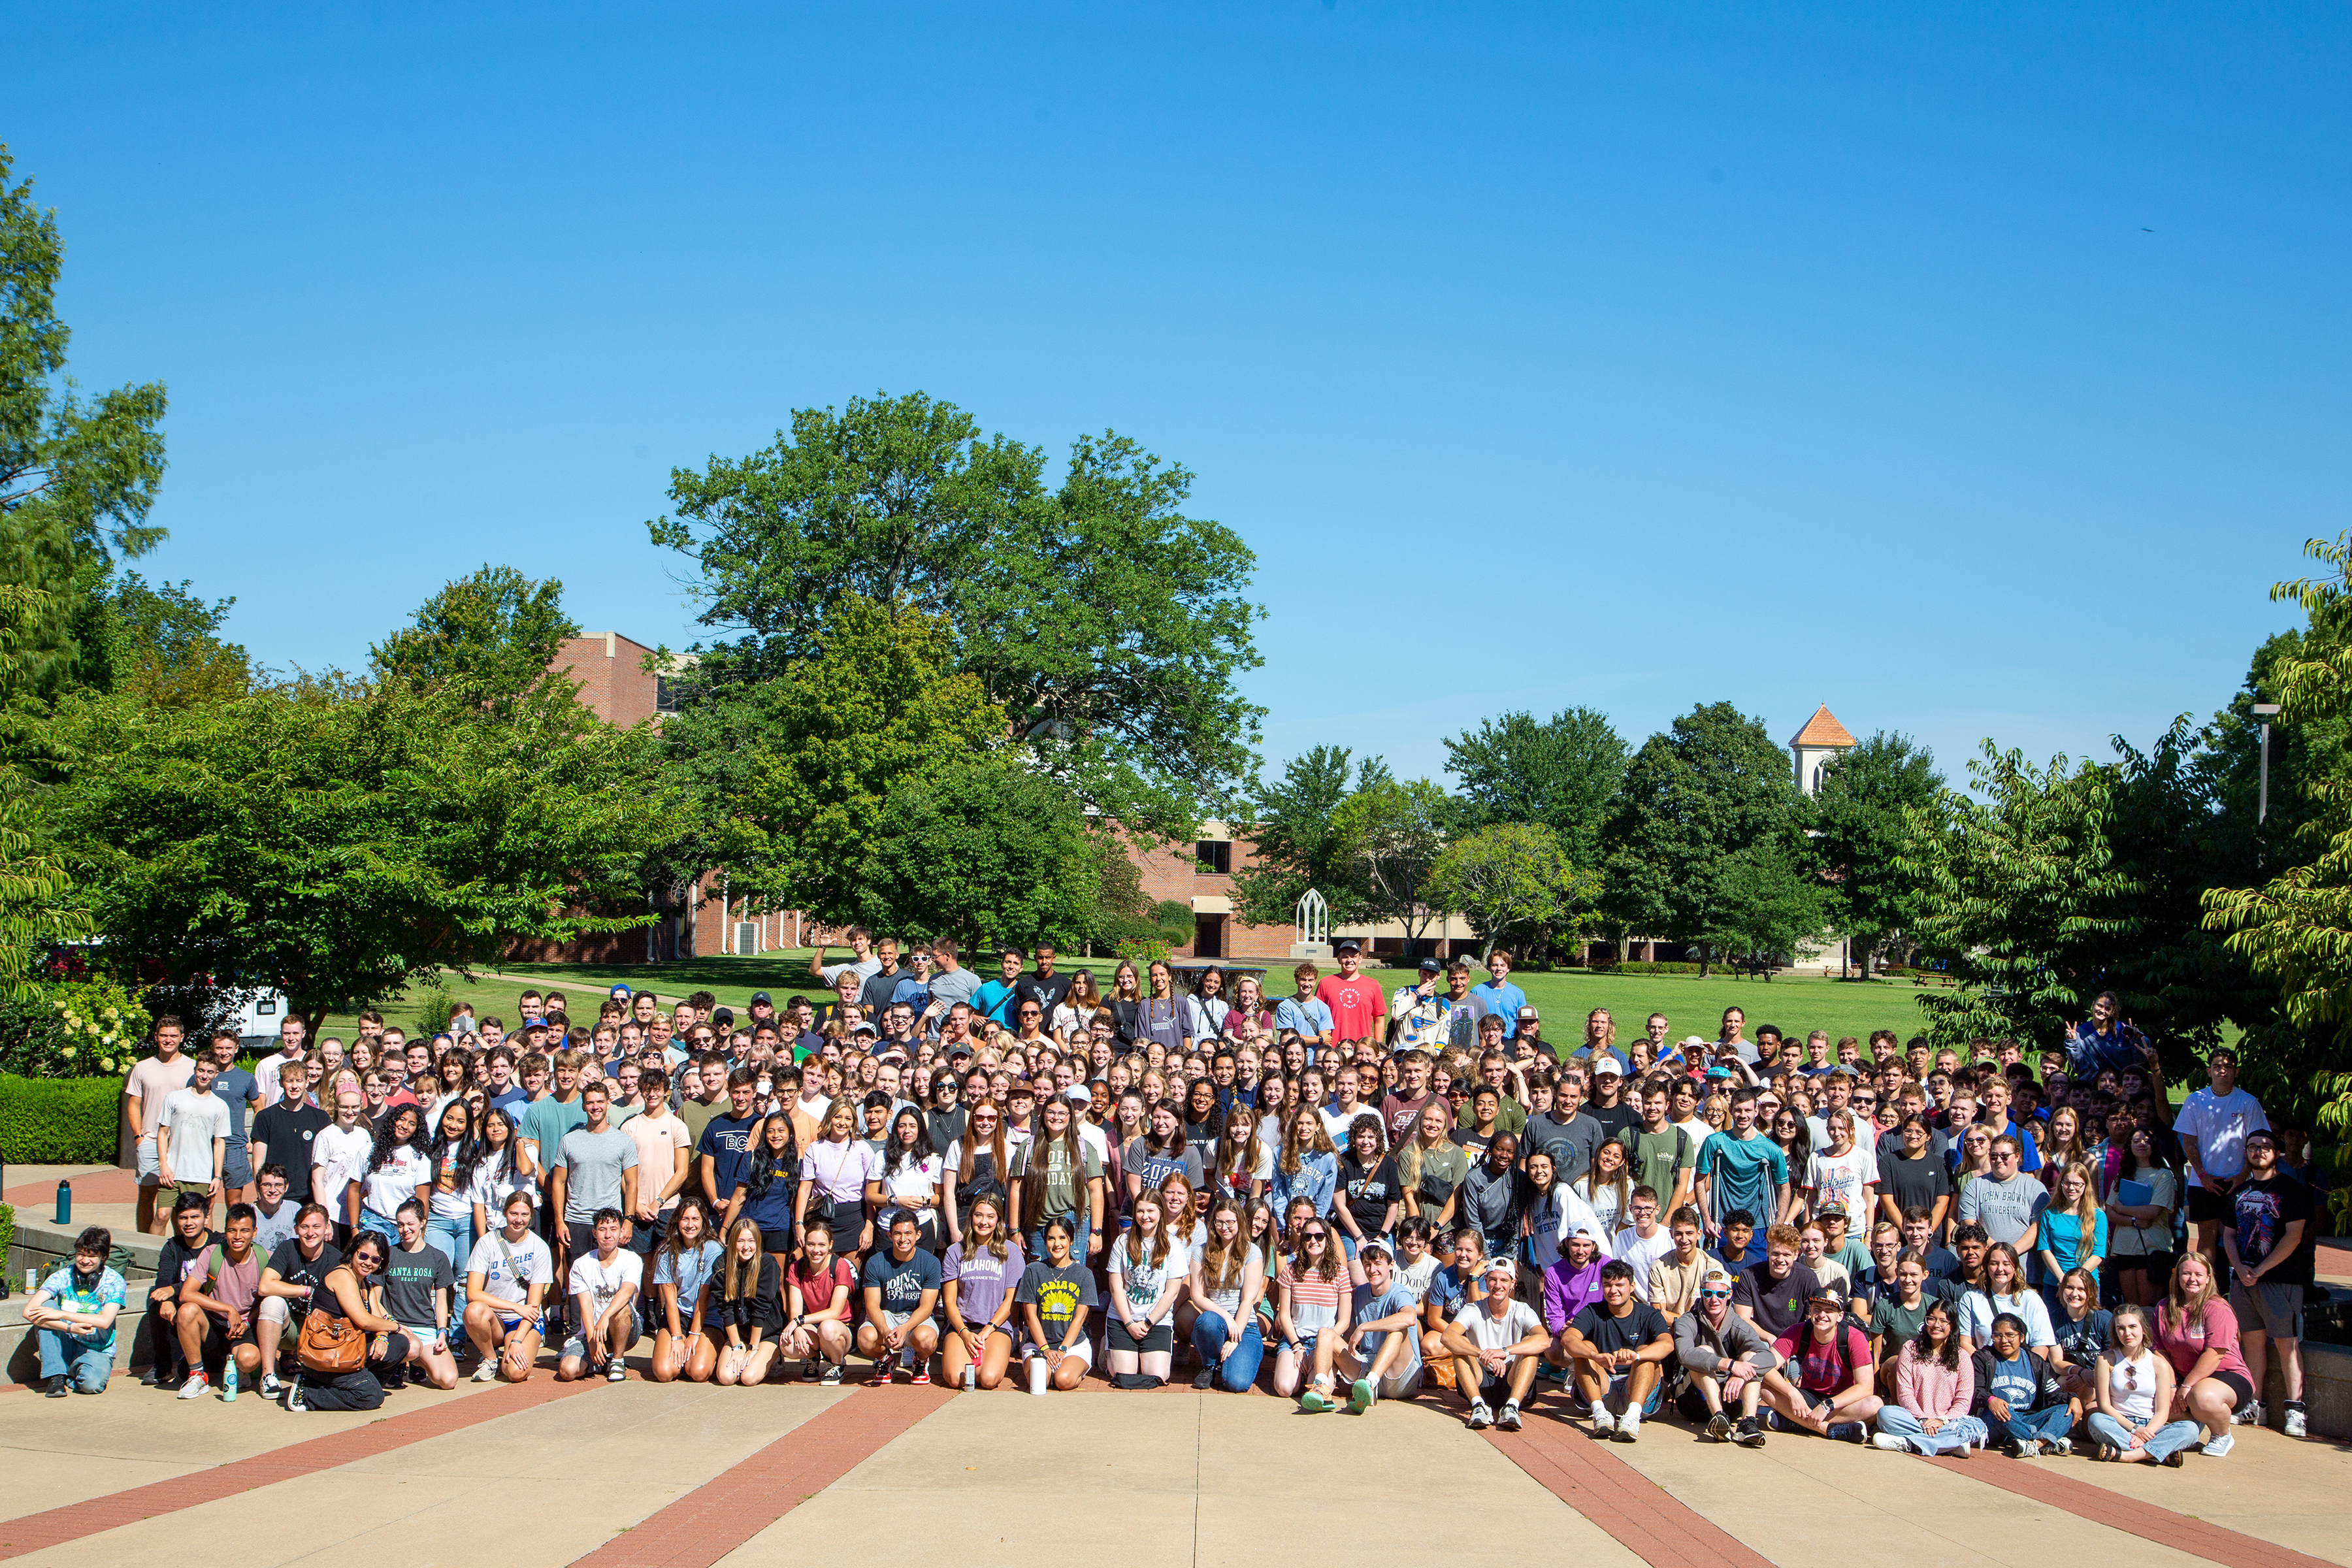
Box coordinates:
[252,1015,310,1109]
[2177,1046,2270,1258]
[157,1054,231,1220]
[557,1209,642,1383]
[465,1190,555,1382]
[1440,1257,1548,1431]
[1612,1190,1676,1303]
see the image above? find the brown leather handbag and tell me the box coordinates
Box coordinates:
[296,1282,367,1374]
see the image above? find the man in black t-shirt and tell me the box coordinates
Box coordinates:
[2223,1129,2313,1436]
[250,1059,329,1205]
[253,1202,342,1399]
[1585,1059,1639,1144]
[1732,1226,1822,1344]
[1013,945,1075,1022]
[1561,1260,1674,1441]
[140,1193,219,1389]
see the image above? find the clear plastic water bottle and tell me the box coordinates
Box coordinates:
[223,1363,238,1403]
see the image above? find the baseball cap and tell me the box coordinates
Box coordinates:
[1418,957,1441,974]
[850,1021,879,1037]
[1517,1005,1539,1021]
[1806,1286,1848,1308]
[749,991,774,1007]
[1816,1199,1848,1218]
[1335,939,1362,955]
[608,984,632,1002]
[711,1006,734,1028]
[947,1041,975,1059]
[1064,1083,1094,1105]
[1359,1234,1394,1259]
[1592,1056,1624,1077]
[1481,1256,1518,1281]
[1680,1036,1709,1052]
[1705,1064,1733,1080]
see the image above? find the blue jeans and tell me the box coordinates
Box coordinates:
[425,1213,474,1312]
[1190,1310,1264,1393]
[358,1209,402,1248]
[1875,1407,1989,1454]
[1990,1401,2075,1447]
[38,1329,113,1393]
[2087,1411,2201,1462]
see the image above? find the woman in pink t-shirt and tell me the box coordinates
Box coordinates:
[2153,1252,2251,1456]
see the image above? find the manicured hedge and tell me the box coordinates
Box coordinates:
[0,1074,123,1164]
[1590,960,1706,975]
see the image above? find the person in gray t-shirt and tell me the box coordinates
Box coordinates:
[555,1084,640,1226]
[1953,1147,2048,1252]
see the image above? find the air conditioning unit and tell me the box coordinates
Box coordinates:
[735,922,759,956]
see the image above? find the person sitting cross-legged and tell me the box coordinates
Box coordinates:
[1560,1259,1674,1443]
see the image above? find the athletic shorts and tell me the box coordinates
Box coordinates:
[1110,1321,1174,1356]
[223,1151,255,1190]
[137,1137,161,1185]
[2186,1186,2229,1224]
[2211,1367,2255,1409]
[1023,1336,1094,1367]
[2229,1280,2304,1341]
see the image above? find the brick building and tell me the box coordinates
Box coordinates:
[1124,823,1481,964]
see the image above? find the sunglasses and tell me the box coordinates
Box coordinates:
[1698,1288,1732,1300]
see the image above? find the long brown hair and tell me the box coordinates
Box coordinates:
[1019,1098,1088,1230]
[720,1217,764,1301]
[1124,1192,1171,1270]
[1199,1197,1252,1297]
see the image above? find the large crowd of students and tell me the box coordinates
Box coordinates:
[27,934,2330,1463]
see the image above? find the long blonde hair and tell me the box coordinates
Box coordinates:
[720,1217,764,1301]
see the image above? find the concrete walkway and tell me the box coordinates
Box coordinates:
[4,1367,2346,1568]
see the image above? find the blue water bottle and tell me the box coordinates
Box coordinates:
[55,1180,70,1224]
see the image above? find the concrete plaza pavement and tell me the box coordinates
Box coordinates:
[3,1365,2349,1568]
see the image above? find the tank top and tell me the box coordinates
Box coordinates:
[2104,1349,2157,1424]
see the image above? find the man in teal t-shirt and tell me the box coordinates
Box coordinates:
[1696,1093,1788,1239]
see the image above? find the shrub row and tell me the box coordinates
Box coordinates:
[0,1074,123,1164]
[1588,960,1707,975]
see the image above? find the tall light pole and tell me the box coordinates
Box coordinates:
[2254,703,2281,824]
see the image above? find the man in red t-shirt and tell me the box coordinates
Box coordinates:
[1317,941,1386,1049]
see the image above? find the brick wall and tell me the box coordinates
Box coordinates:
[552,632,661,729]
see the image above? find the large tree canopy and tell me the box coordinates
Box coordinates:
[1601,702,1803,970]
[1808,730,1941,970]
[1229,745,1390,932]
[1445,707,1627,866]
[371,564,580,719]
[651,392,1262,835]
[0,146,168,701]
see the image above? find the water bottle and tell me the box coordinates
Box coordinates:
[55,1180,71,1224]
[223,1362,238,1403]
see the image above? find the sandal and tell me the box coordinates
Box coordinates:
[2097,1443,2120,1462]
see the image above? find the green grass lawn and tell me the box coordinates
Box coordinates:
[329,953,1934,1049]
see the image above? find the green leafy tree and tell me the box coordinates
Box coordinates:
[1426,820,1596,961]
[46,679,681,1036]
[1444,707,1627,865]
[1330,777,1457,954]
[370,564,580,719]
[1701,841,1833,969]
[82,573,249,708]
[1808,731,1942,973]
[651,393,1262,833]
[2206,532,2352,1160]
[847,753,1102,949]
[1601,702,1802,974]
[666,595,1008,928]
[1899,744,2140,1048]
[1229,745,1386,930]
[0,147,169,699]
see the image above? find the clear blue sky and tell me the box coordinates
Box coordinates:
[14,5,2348,792]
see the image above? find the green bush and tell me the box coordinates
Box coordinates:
[0,1074,123,1163]
[0,978,152,1079]
[1591,960,1705,975]
[0,1203,14,1266]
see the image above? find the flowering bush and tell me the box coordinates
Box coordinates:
[0,978,154,1079]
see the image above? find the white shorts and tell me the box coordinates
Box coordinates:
[1023,1336,1094,1367]
[137,1137,160,1185]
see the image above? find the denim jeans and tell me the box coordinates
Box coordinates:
[2087,1411,2201,1462]
[1190,1310,1264,1392]
[425,1214,474,1312]
[1874,1406,1989,1454]
[1989,1401,2075,1447]
[358,1209,402,1248]
[37,1329,113,1393]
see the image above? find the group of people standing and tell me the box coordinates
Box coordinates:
[25,939,2330,1463]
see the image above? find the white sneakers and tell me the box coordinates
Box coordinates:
[176,1375,208,1401]
[2285,1405,2308,1439]
[2201,1432,2235,1458]
[1871,1433,1911,1452]
[1589,1405,1616,1435]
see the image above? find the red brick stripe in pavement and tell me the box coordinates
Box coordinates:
[1480,1412,1776,1568]
[1926,1455,2339,1568]
[6,1169,139,1209]
[0,1373,595,1560]
[565,1386,951,1568]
